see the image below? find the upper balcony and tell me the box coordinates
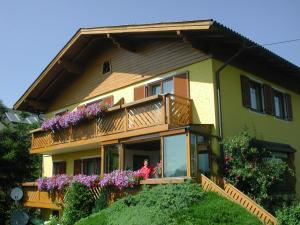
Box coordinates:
[31,94,192,154]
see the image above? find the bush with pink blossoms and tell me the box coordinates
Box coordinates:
[41,103,108,132]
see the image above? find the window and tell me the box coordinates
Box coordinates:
[249,80,263,112]
[53,161,66,175]
[105,144,120,173]
[102,61,111,74]
[163,134,187,177]
[147,78,174,97]
[241,75,293,120]
[273,90,285,119]
[190,134,210,176]
[269,152,295,193]
[82,158,100,175]
[150,83,161,96]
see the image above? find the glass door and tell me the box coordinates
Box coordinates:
[104,144,120,173]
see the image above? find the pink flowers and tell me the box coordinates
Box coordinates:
[41,103,108,132]
[37,170,144,192]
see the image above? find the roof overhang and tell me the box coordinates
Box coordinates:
[14,19,300,112]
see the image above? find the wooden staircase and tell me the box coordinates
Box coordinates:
[200,174,277,225]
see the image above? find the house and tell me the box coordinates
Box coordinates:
[14,20,300,218]
[0,109,41,130]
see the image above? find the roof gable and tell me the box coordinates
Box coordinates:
[14,19,300,112]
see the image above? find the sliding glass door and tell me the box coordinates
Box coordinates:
[163,134,187,177]
[104,144,120,173]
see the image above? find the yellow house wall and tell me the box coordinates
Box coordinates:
[213,59,300,195]
[42,155,53,177]
[46,59,217,127]
[52,149,101,176]
[42,59,219,177]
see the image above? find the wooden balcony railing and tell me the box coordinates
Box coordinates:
[22,178,187,209]
[31,94,192,152]
[22,182,63,210]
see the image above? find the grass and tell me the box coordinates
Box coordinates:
[75,182,262,225]
[175,192,262,225]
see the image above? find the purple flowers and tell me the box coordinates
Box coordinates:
[37,170,144,193]
[41,103,107,132]
[99,170,144,190]
[73,174,100,188]
[37,174,72,193]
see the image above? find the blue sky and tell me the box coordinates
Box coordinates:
[0,0,299,108]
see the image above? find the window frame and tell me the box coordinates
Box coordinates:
[82,157,101,175]
[272,89,286,120]
[52,161,66,175]
[248,79,264,113]
[146,77,174,97]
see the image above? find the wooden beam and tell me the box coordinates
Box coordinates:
[58,59,83,74]
[176,30,211,54]
[106,33,136,52]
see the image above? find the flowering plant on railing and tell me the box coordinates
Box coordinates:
[41,102,109,132]
[152,161,162,178]
[99,170,144,191]
[37,170,144,193]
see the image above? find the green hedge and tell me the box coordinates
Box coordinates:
[75,182,262,225]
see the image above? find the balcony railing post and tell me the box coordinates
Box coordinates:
[124,107,128,132]
[161,95,166,124]
[166,95,171,125]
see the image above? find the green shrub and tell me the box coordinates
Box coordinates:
[222,131,292,207]
[92,188,109,213]
[76,182,204,225]
[75,183,263,225]
[276,203,300,225]
[61,182,94,225]
[47,215,59,225]
[175,192,262,225]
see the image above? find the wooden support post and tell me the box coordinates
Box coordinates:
[186,132,191,177]
[160,136,164,178]
[119,144,125,170]
[124,107,128,131]
[161,95,166,124]
[101,146,105,176]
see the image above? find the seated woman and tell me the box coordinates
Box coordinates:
[139,159,153,179]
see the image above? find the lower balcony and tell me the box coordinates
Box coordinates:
[31,94,192,154]
[22,182,63,210]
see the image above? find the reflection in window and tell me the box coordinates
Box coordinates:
[273,90,285,118]
[162,79,174,94]
[163,134,187,177]
[198,153,210,174]
[151,84,161,96]
[190,134,197,177]
[105,145,120,173]
[83,158,100,175]
[249,81,263,112]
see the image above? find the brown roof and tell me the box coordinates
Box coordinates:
[13,19,300,112]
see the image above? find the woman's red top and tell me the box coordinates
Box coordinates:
[139,165,153,179]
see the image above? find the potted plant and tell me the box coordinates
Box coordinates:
[152,161,162,178]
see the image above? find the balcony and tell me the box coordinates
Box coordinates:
[31,94,192,154]
[22,182,62,210]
